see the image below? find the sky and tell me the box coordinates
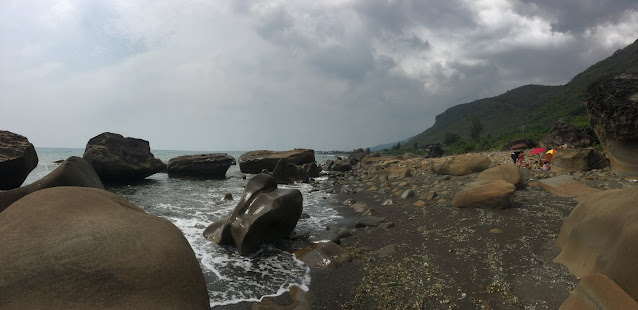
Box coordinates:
[1,0,637,151]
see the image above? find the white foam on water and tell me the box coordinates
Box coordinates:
[26,149,339,307]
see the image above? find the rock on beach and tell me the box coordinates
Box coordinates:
[0,187,210,309]
[0,130,38,190]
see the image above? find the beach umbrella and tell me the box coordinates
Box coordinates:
[529,147,547,156]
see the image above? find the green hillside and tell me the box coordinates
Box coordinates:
[407,38,638,153]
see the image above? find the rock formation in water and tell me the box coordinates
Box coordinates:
[239,149,316,174]
[0,131,38,190]
[203,173,303,256]
[83,132,166,183]
[167,153,236,179]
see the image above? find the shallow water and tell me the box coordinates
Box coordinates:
[24,148,342,307]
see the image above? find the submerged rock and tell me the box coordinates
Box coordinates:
[0,130,38,190]
[294,242,353,269]
[203,174,303,256]
[83,132,166,183]
[0,187,210,309]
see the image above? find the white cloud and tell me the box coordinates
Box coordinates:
[0,0,637,151]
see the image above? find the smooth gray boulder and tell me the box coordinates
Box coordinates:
[167,153,236,179]
[203,174,303,256]
[83,132,166,183]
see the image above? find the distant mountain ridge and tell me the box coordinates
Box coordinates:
[408,38,638,148]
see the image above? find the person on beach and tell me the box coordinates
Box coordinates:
[518,152,524,167]
[511,151,520,164]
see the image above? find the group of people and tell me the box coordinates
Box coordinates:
[510,151,551,170]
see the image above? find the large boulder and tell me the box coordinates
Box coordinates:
[424,143,445,158]
[347,148,367,165]
[0,187,210,309]
[502,138,537,151]
[0,131,38,190]
[585,73,638,177]
[271,158,320,184]
[555,186,638,301]
[167,153,236,179]
[476,165,524,189]
[551,148,609,173]
[239,149,315,174]
[434,153,492,176]
[0,156,104,213]
[540,122,593,149]
[452,180,516,209]
[83,132,166,183]
[560,273,638,310]
[203,174,303,256]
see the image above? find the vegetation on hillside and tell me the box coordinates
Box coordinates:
[390,38,638,156]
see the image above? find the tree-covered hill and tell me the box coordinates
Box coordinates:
[407,38,638,153]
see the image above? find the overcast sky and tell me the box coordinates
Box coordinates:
[1,0,637,151]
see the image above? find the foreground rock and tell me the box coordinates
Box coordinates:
[167,153,236,179]
[239,149,316,174]
[585,73,638,177]
[551,148,609,172]
[83,132,166,183]
[0,131,38,190]
[0,187,210,309]
[452,180,516,209]
[560,273,638,310]
[433,153,492,176]
[555,186,638,301]
[0,156,103,213]
[540,122,593,149]
[204,174,303,256]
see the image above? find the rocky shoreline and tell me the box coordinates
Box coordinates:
[237,150,637,309]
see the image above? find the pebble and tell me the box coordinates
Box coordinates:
[413,200,426,207]
[401,189,416,199]
[490,228,503,234]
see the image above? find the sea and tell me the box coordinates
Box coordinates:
[23,147,343,308]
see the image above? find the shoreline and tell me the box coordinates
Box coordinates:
[224,150,637,309]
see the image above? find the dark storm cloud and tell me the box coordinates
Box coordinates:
[352,0,475,33]
[517,0,638,33]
